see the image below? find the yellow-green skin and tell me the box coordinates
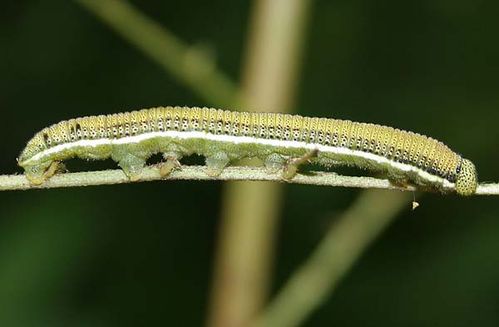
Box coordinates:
[18,106,478,195]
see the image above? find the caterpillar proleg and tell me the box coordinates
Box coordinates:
[18,106,478,195]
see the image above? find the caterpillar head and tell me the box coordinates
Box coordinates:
[455,158,477,196]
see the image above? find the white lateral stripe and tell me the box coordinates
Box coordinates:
[22,130,455,190]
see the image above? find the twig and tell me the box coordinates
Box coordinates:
[0,167,496,194]
[0,167,412,191]
[76,0,239,108]
[474,183,499,195]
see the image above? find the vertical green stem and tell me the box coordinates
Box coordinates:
[207,1,311,326]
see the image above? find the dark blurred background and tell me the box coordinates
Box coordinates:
[1,0,499,326]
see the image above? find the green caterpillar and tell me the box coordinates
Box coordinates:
[18,106,478,195]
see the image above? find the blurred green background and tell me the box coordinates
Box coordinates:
[1,0,499,326]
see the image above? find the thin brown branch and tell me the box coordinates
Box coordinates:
[475,183,499,195]
[76,0,239,108]
[0,167,416,192]
[0,167,496,194]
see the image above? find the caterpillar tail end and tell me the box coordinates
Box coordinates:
[21,161,59,185]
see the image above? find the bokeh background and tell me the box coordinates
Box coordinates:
[1,0,499,326]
